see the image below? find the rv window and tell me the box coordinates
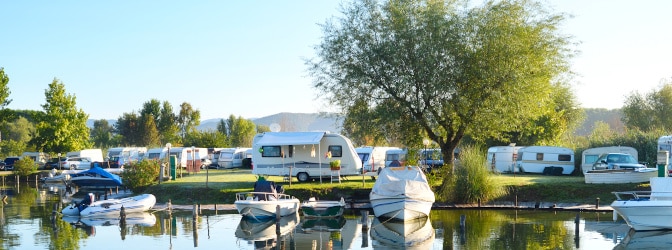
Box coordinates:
[536,153,543,161]
[328,145,343,157]
[288,145,294,157]
[558,154,571,161]
[584,155,598,164]
[261,146,282,157]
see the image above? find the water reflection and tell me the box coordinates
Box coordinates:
[0,182,645,249]
[370,217,435,249]
[235,213,299,249]
[614,229,672,249]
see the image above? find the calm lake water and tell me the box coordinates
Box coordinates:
[0,182,643,249]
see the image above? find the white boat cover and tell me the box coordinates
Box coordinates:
[370,166,435,202]
[255,132,325,146]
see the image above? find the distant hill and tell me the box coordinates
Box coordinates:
[198,112,342,133]
[88,109,622,137]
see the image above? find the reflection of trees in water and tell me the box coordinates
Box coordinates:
[431,210,574,249]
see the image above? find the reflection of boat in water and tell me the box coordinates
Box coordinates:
[61,212,156,227]
[614,229,672,249]
[301,216,346,232]
[235,212,299,249]
[370,216,435,249]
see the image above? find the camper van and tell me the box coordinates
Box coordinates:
[385,148,408,167]
[217,147,252,169]
[486,146,524,173]
[66,149,104,163]
[251,131,362,182]
[515,146,574,175]
[356,146,400,175]
[581,146,638,173]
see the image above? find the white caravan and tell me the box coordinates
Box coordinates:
[145,147,168,162]
[385,148,408,167]
[356,146,400,175]
[486,146,525,173]
[251,131,362,182]
[21,152,49,168]
[658,135,672,174]
[217,147,252,169]
[66,149,104,163]
[107,147,147,162]
[169,147,209,169]
[515,146,575,175]
[581,146,638,173]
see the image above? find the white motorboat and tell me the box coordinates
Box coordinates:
[611,177,672,231]
[584,168,658,184]
[300,197,346,218]
[61,193,156,217]
[369,166,435,221]
[234,177,300,220]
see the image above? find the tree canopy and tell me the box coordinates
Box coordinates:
[34,79,90,153]
[309,0,578,168]
[622,82,672,131]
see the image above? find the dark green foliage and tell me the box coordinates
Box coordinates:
[122,160,160,192]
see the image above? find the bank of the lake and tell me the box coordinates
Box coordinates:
[14,168,652,210]
[140,169,651,210]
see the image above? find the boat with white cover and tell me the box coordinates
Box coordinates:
[369,166,435,221]
[61,193,156,217]
[611,177,672,231]
[234,177,300,220]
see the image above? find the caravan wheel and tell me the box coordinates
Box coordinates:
[297,172,310,182]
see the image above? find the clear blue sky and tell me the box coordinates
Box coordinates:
[2,1,671,120]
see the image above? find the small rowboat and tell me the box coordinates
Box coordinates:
[300,197,346,218]
[62,193,156,217]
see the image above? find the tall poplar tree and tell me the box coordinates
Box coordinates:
[34,78,90,153]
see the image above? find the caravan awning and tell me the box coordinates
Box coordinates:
[255,132,325,146]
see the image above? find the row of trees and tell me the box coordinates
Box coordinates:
[0,68,266,158]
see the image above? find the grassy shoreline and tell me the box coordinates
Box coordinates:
[16,169,652,205]
[142,169,651,206]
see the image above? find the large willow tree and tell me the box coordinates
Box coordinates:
[309,0,577,170]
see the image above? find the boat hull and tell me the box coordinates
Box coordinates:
[300,198,346,218]
[235,198,300,220]
[370,198,433,221]
[585,169,658,184]
[62,194,156,217]
[612,200,672,231]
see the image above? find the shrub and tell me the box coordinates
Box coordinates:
[13,157,37,177]
[122,159,160,192]
[438,145,507,203]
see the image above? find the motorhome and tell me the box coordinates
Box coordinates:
[66,149,104,163]
[581,146,638,173]
[384,148,408,167]
[251,131,362,182]
[515,146,574,175]
[217,147,252,169]
[486,146,525,173]
[356,146,400,175]
[21,152,49,169]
